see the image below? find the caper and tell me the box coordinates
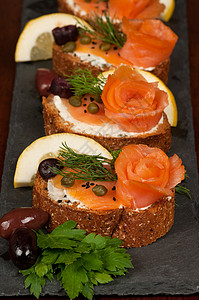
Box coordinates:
[87,103,99,114]
[69,95,82,107]
[93,94,103,103]
[62,41,76,53]
[84,0,91,2]
[92,185,108,196]
[80,36,91,45]
[61,174,75,188]
[100,42,111,52]
[77,27,86,37]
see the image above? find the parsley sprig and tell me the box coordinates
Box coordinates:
[77,13,126,48]
[20,220,133,299]
[65,68,105,96]
[52,143,120,181]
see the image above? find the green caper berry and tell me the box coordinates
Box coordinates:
[77,27,86,37]
[93,94,103,103]
[80,36,91,45]
[69,95,82,107]
[61,174,75,188]
[92,185,108,196]
[84,0,91,2]
[87,103,99,114]
[100,42,111,52]
[62,41,76,53]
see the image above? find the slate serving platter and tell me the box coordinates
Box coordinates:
[0,0,199,297]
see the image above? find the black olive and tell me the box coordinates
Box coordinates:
[38,158,63,180]
[52,25,78,46]
[49,77,73,98]
[9,228,38,270]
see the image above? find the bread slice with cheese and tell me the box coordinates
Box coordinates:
[33,171,175,248]
[42,94,171,152]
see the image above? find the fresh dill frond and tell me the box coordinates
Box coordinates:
[77,13,126,48]
[175,184,192,200]
[65,68,105,96]
[52,143,117,181]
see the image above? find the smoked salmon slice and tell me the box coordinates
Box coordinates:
[101,65,169,132]
[115,144,186,209]
[119,18,178,68]
[109,0,165,20]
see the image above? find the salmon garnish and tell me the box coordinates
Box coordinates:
[109,0,165,20]
[119,18,178,68]
[101,65,169,132]
[115,144,186,209]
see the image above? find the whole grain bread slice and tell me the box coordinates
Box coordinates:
[53,43,170,84]
[33,171,175,248]
[42,94,171,152]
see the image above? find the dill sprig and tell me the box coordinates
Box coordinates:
[65,68,105,96]
[175,184,192,200]
[77,13,126,48]
[52,143,118,181]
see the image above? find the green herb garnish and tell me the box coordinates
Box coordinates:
[65,68,105,96]
[175,184,191,199]
[20,220,133,299]
[52,143,119,181]
[77,13,126,48]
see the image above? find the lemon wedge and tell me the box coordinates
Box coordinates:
[14,133,112,188]
[15,13,92,62]
[100,68,177,127]
[160,0,175,22]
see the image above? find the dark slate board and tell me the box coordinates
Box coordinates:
[0,0,199,297]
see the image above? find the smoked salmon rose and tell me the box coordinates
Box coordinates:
[115,144,185,209]
[101,65,169,132]
[119,18,178,68]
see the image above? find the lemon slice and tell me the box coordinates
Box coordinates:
[160,0,175,22]
[15,13,92,62]
[100,68,177,127]
[14,133,112,188]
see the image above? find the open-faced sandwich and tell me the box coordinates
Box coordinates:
[52,13,178,83]
[42,65,177,152]
[58,0,175,23]
[13,133,185,248]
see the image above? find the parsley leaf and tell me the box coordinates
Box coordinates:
[20,221,133,299]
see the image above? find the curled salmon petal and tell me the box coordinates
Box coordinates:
[116,179,173,209]
[109,0,165,20]
[120,18,178,68]
[167,154,186,189]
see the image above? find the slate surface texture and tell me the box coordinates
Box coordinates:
[0,0,199,297]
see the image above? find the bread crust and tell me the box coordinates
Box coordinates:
[42,95,171,152]
[33,172,175,248]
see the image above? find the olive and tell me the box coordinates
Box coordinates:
[87,103,99,114]
[61,174,75,188]
[50,77,73,98]
[0,207,49,240]
[100,42,111,52]
[35,68,56,97]
[52,25,78,46]
[69,95,82,107]
[80,36,91,45]
[62,41,76,53]
[9,227,38,270]
[92,185,108,196]
[39,158,63,180]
